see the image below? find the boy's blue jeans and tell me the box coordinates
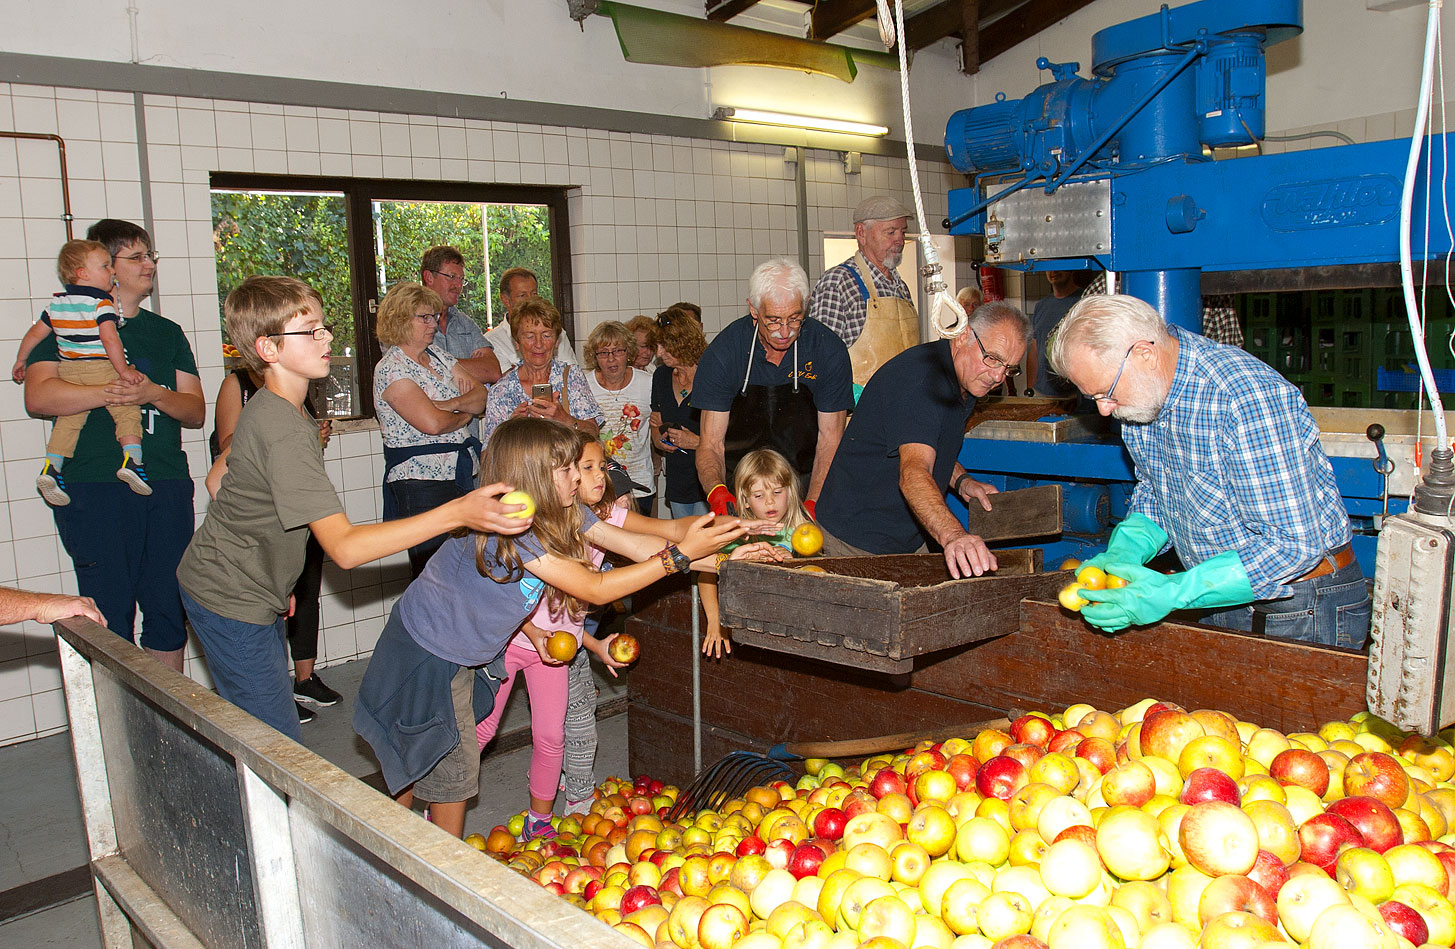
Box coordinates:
[181,589,300,740]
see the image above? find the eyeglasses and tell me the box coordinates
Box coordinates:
[1090,341,1149,404]
[268,325,335,341]
[115,251,160,263]
[759,315,805,330]
[594,347,627,359]
[427,269,470,289]
[414,312,441,324]
[970,327,1023,378]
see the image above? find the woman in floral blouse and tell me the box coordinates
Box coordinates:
[373,282,487,577]
[480,297,603,446]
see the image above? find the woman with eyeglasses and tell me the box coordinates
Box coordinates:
[649,308,708,516]
[374,282,488,577]
[584,321,655,515]
[479,297,604,445]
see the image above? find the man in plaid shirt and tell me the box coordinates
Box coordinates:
[1045,294,1369,648]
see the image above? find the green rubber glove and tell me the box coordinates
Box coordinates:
[1079,550,1255,632]
[1080,512,1169,575]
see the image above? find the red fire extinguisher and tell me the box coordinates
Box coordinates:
[979,266,1005,303]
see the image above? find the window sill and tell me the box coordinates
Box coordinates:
[332,417,380,436]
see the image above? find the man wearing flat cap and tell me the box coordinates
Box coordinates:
[809,195,921,387]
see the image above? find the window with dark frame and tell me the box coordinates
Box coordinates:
[209,173,574,419]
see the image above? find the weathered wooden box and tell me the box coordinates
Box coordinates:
[717,551,1070,673]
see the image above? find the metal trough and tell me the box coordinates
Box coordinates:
[53,615,637,948]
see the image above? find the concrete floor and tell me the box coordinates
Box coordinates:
[0,654,630,947]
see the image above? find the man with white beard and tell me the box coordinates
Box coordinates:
[1046,294,1369,647]
[692,258,853,517]
[809,196,920,387]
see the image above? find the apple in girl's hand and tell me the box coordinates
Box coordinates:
[502,490,535,519]
[609,634,641,665]
[546,631,578,662]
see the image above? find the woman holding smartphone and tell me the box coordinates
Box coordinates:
[479,297,604,447]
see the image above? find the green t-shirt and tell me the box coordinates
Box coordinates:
[27,309,198,483]
[177,389,345,625]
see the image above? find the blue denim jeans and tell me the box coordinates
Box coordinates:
[669,500,709,518]
[181,589,300,741]
[1199,559,1371,649]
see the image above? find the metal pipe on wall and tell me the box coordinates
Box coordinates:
[0,131,74,240]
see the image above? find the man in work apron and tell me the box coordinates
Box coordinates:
[809,195,922,387]
[690,259,855,517]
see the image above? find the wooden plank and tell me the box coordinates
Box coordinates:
[810,0,877,40]
[909,600,1369,732]
[705,0,760,22]
[981,0,1100,65]
[896,568,1067,658]
[964,484,1063,542]
[960,0,981,74]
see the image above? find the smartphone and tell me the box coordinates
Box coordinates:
[531,383,553,401]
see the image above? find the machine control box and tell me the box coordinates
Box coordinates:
[1368,513,1455,734]
[978,179,1111,264]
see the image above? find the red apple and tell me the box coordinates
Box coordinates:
[786,842,826,880]
[1197,873,1278,926]
[736,835,766,857]
[1379,898,1431,945]
[1003,742,1045,769]
[1074,737,1116,775]
[1248,849,1291,899]
[1011,714,1057,748]
[1140,709,1206,762]
[985,937,1048,949]
[813,807,847,841]
[869,767,908,800]
[1298,812,1365,873]
[842,790,877,820]
[975,755,1029,801]
[946,754,978,791]
[1325,796,1404,854]
[1270,748,1331,797]
[619,883,661,916]
[1048,730,1084,755]
[1343,752,1411,809]
[608,634,641,665]
[658,866,683,897]
[1180,767,1242,806]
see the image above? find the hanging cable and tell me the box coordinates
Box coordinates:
[882,0,967,339]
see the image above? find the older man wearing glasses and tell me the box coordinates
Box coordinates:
[1045,294,1368,647]
[815,302,1030,578]
[418,246,502,386]
[692,258,853,516]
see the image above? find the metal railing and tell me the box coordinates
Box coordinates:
[55,616,636,948]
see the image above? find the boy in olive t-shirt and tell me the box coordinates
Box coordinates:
[178,276,528,741]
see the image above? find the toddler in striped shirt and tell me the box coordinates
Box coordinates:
[12,239,150,505]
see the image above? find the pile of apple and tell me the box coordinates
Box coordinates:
[477,701,1455,949]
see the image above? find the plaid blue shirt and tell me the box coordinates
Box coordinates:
[1123,325,1350,599]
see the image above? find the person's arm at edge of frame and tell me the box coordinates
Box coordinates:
[695,409,730,499]
[0,586,105,626]
[806,409,846,503]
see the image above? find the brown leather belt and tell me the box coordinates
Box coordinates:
[1294,544,1355,583]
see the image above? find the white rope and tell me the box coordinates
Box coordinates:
[886,0,967,339]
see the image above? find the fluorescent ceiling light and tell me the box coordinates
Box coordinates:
[714,107,889,137]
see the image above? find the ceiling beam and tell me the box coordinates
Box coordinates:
[906,0,983,74]
[981,0,1100,64]
[809,0,877,41]
[705,0,761,22]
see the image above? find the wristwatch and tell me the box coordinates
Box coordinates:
[660,544,692,574]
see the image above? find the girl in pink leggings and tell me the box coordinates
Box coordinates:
[474,436,632,842]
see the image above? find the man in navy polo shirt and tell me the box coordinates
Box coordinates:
[816,301,1031,578]
[692,258,853,515]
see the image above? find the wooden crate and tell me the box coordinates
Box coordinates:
[717,551,1070,673]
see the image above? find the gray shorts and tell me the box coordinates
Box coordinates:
[412,664,479,803]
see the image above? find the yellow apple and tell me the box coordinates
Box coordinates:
[1275,869,1351,943]
[1039,837,1102,899]
[1390,881,1455,945]
[1038,796,1094,845]
[1097,805,1171,881]
[856,893,915,945]
[940,876,991,936]
[918,860,980,917]
[1165,864,1214,929]
[955,815,1011,865]
[976,891,1034,942]
[1110,878,1174,932]
[1046,904,1126,949]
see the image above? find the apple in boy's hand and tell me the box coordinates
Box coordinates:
[608,633,640,665]
[501,490,535,519]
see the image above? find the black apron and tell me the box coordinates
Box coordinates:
[722,334,819,486]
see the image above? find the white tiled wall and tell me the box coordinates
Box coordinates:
[0,80,959,745]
